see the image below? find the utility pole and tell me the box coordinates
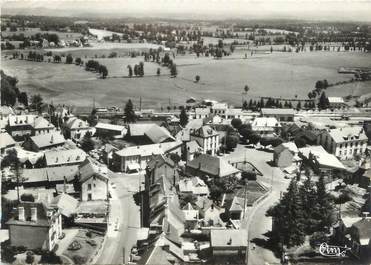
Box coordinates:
[139,96,142,111]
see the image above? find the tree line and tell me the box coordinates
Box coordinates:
[267,175,335,249]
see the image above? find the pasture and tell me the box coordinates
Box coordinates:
[2,50,370,109]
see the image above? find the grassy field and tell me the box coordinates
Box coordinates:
[2,50,371,109]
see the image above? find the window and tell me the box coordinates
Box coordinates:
[88,184,92,190]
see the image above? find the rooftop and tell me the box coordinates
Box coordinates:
[190,125,218,138]
[210,229,247,248]
[299,145,345,170]
[328,126,368,143]
[29,132,66,149]
[261,108,295,115]
[95,122,126,132]
[252,117,281,128]
[6,202,56,227]
[0,132,15,149]
[186,154,240,177]
[44,148,86,166]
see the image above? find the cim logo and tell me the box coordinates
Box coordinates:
[319,243,351,257]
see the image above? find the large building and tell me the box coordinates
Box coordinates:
[251,117,281,136]
[22,132,66,152]
[112,141,182,173]
[6,202,62,251]
[7,115,55,140]
[63,117,93,141]
[186,154,240,179]
[79,158,109,201]
[190,125,220,156]
[317,126,368,160]
[261,108,295,122]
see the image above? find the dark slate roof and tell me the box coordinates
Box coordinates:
[6,202,54,227]
[147,154,175,171]
[352,218,371,240]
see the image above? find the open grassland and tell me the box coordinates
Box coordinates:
[2,51,370,109]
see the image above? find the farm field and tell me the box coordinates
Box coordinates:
[2,51,371,109]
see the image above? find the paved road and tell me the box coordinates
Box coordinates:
[95,171,142,264]
[225,145,290,265]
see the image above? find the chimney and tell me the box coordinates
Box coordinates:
[31,207,37,222]
[18,206,25,221]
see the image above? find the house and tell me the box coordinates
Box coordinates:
[6,115,55,139]
[95,122,127,139]
[79,159,109,201]
[194,108,211,119]
[299,145,346,171]
[225,108,244,119]
[7,115,36,139]
[178,177,209,196]
[126,123,175,144]
[190,125,220,156]
[328,97,347,108]
[203,204,225,227]
[182,203,199,229]
[162,195,185,245]
[0,132,16,153]
[0,105,15,118]
[251,117,281,136]
[21,166,79,188]
[261,108,295,122]
[210,229,247,258]
[273,142,301,168]
[317,126,368,160]
[63,117,93,141]
[23,132,66,152]
[6,202,62,251]
[32,116,55,135]
[102,143,118,166]
[227,196,245,220]
[146,154,178,186]
[143,174,174,228]
[186,154,240,179]
[113,141,182,173]
[44,148,86,167]
[143,155,177,227]
[348,217,371,259]
[211,103,228,117]
[182,140,202,161]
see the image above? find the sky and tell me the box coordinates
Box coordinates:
[2,0,371,21]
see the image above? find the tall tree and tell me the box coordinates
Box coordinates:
[318,91,329,110]
[31,94,43,113]
[313,175,334,232]
[267,179,305,248]
[124,99,136,123]
[81,131,95,152]
[179,109,188,127]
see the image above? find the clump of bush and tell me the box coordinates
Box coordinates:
[39,251,62,264]
[67,241,81,251]
[73,255,87,265]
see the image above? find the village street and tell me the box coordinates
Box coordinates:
[95,171,143,264]
[225,145,290,265]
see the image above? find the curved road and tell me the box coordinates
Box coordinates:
[225,146,290,265]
